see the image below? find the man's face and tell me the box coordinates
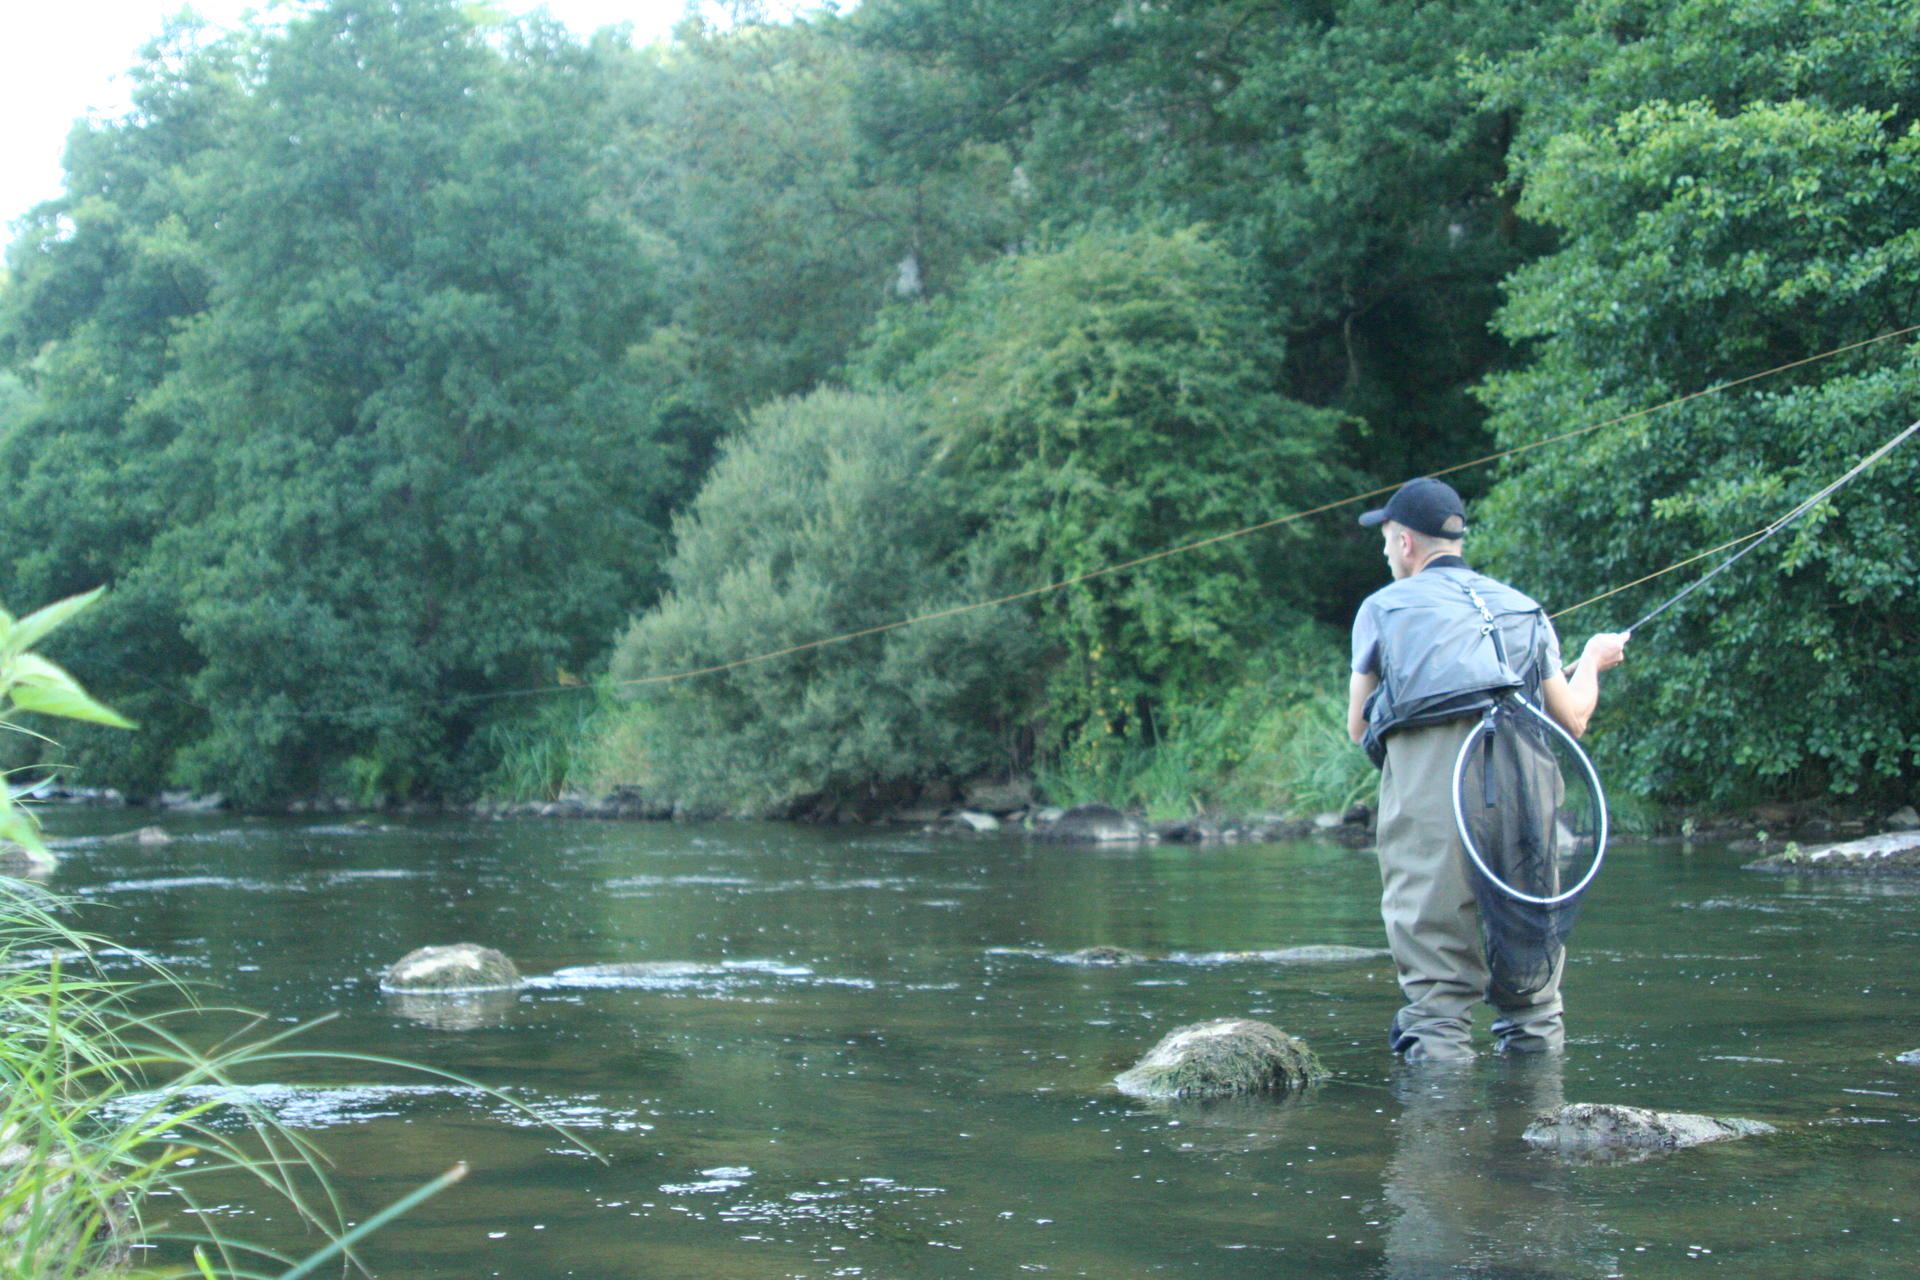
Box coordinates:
[1382,524,1415,580]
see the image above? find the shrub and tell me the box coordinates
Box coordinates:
[865,224,1350,755]
[1037,623,1376,820]
[608,388,1040,813]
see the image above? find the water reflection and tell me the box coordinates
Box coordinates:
[1381,1058,1607,1279]
[1140,1091,1312,1154]
[384,987,522,1031]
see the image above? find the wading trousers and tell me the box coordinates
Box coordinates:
[1376,718,1564,1061]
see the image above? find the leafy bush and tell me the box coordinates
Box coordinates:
[608,388,1039,813]
[866,224,1351,755]
[1474,5,1920,801]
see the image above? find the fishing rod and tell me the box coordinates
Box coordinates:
[1619,417,1920,635]
[1550,414,1919,676]
[1457,414,1919,917]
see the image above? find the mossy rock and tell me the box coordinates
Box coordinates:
[1522,1102,1774,1162]
[1114,1018,1326,1100]
[379,943,523,994]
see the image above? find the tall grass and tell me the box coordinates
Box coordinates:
[1038,627,1378,820]
[0,878,347,1277]
[0,878,553,1279]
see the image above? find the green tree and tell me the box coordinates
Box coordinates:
[847,0,1569,491]
[0,15,241,790]
[609,388,1037,813]
[865,224,1348,764]
[1,1,682,801]
[606,12,1023,427]
[1473,1,1920,801]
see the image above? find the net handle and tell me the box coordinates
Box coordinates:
[1450,697,1610,906]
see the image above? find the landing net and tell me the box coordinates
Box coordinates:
[1450,695,1608,999]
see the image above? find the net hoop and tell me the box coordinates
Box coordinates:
[1450,695,1609,907]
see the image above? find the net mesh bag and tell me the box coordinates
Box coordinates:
[1453,697,1603,1001]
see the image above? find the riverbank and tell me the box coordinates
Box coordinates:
[33,783,1920,852]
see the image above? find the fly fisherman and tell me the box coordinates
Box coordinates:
[1345,478,1628,1061]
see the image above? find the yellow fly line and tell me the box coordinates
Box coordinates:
[457,321,1920,709]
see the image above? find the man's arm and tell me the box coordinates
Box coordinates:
[1347,670,1379,745]
[1540,631,1630,738]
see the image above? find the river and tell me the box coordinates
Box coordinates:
[33,811,1920,1278]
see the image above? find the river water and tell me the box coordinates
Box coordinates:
[33,812,1920,1278]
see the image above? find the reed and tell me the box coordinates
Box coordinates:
[0,878,557,1278]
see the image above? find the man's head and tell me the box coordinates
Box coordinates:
[1359,478,1466,579]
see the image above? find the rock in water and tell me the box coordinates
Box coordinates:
[1114,1019,1326,1099]
[1064,945,1146,966]
[1896,1048,1920,1066]
[385,988,521,1031]
[1043,805,1147,843]
[1745,830,1920,873]
[0,841,56,875]
[379,943,523,994]
[1522,1102,1774,1161]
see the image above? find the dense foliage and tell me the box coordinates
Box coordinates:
[864,224,1347,766]
[1,3,681,800]
[1473,0,1920,801]
[2,0,1915,810]
[608,389,1037,812]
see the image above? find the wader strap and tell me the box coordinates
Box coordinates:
[1460,581,1512,671]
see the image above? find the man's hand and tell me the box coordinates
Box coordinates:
[1546,630,1630,738]
[1580,631,1630,675]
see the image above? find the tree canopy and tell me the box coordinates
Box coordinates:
[2,0,1915,810]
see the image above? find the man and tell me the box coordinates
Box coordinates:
[1346,477,1628,1061]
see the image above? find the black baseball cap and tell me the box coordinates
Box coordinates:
[1357,477,1468,538]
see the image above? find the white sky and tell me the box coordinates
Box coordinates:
[1,1,827,236]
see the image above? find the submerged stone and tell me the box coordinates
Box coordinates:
[553,960,717,980]
[1114,1018,1326,1100]
[1064,945,1146,966]
[100,826,172,846]
[1522,1102,1774,1161]
[385,988,521,1031]
[1175,945,1387,965]
[379,943,523,994]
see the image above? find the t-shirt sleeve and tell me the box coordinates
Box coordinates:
[1351,600,1381,675]
[1540,616,1565,677]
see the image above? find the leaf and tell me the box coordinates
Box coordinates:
[0,802,47,855]
[3,585,107,658]
[7,654,138,728]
